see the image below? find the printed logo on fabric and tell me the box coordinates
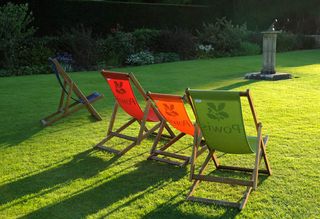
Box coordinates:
[207,102,229,121]
[114,81,126,94]
[163,103,179,117]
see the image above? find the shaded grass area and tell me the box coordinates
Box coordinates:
[0,50,319,218]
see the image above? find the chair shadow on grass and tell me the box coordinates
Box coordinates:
[142,194,240,219]
[0,113,103,148]
[214,79,259,91]
[20,160,186,219]
[0,149,119,207]
[142,171,269,218]
[0,121,43,147]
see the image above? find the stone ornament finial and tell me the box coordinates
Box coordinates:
[268,19,278,31]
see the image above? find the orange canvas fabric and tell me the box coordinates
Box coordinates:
[149,93,194,136]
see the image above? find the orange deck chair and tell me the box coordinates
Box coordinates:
[94,71,175,156]
[147,92,206,167]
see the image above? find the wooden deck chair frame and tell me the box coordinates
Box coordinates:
[95,71,175,156]
[41,58,103,126]
[147,92,206,167]
[186,89,272,210]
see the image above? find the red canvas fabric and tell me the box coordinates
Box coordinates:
[101,71,159,122]
[149,93,194,136]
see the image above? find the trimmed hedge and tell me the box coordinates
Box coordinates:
[1,0,319,35]
[0,2,318,76]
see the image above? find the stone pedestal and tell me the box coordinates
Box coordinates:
[244,72,292,80]
[245,31,292,80]
[261,31,280,74]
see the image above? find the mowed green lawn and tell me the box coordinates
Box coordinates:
[0,50,319,218]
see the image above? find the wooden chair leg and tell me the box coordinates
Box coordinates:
[63,82,73,113]
[164,123,176,138]
[136,120,150,133]
[186,129,271,210]
[118,121,161,156]
[42,101,84,126]
[41,110,61,125]
[239,187,252,210]
[118,141,138,156]
[189,132,198,180]
[148,132,189,167]
[187,149,254,210]
[58,84,66,111]
[107,103,119,136]
[190,124,200,181]
[137,100,152,145]
[86,102,103,121]
[252,142,262,190]
[95,99,162,156]
[149,120,165,154]
[211,150,220,168]
[158,132,185,152]
[187,150,212,198]
[95,118,136,148]
[261,136,272,175]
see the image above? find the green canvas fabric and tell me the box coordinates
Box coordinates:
[189,90,257,154]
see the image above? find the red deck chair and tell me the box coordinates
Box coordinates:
[95,71,175,156]
[147,92,206,167]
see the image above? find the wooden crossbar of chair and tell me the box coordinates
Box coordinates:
[41,58,103,126]
[186,89,272,210]
[147,92,206,167]
[94,71,175,156]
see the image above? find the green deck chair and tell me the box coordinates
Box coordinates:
[186,89,272,210]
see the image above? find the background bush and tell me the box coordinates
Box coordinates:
[126,51,154,66]
[237,42,261,56]
[132,28,160,52]
[152,29,196,60]
[0,2,36,74]
[100,27,135,66]
[277,33,316,52]
[0,3,318,77]
[197,17,249,57]
[60,25,100,70]
[154,52,180,63]
[3,0,318,36]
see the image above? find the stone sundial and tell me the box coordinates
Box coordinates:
[245,19,292,80]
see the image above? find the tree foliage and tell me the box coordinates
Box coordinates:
[0,2,36,70]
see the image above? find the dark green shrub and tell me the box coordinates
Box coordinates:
[54,52,74,72]
[247,32,263,46]
[60,25,100,70]
[237,42,261,56]
[154,52,180,63]
[0,37,54,76]
[196,44,215,58]
[277,32,299,52]
[100,28,134,66]
[96,38,111,67]
[152,29,196,60]
[297,35,316,49]
[14,65,51,76]
[0,69,8,77]
[19,39,53,75]
[0,2,36,73]
[132,28,160,52]
[197,17,248,57]
[110,31,134,62]
[126,51,154,66]
[17,38,54,67]
[40,36,64,53]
